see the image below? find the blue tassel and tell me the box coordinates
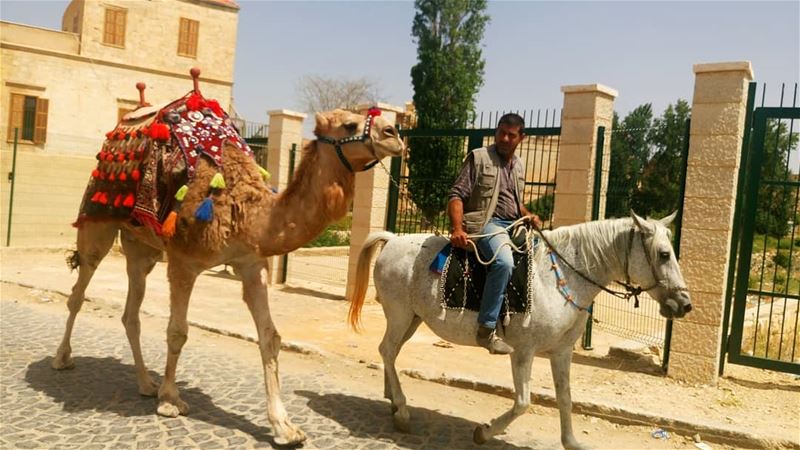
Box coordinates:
[194,197,214,222]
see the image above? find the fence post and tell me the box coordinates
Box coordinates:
[266,109,306,284]
[345,103,405,302]
[6,128,19,246]
[667,61,754,384]
[551,84,617,228]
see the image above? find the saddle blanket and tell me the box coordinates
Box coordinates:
[434,239,538,317]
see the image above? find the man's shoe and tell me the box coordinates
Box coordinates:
[476,326,514,355]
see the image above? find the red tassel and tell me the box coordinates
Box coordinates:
[131,169,141,181]
[108,173,116,182]
[140,126,149,137]
[92,169,100,179]
[119,172,127,181]
[127,151,134,161]
[115,131,126,140]
[150,123,170,141]
[114,194,123,208]
[91,191,102,202]
[187,93,205,111]
[106,152,115,161]
[99,192,109,205]
[206,99,223,117]
[117,153,125,162]
[123,193,136,208]
[105,131,114,140]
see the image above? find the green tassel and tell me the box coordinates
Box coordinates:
[174,185,189,202]
[258,166,271,182]
[209,173,226,189]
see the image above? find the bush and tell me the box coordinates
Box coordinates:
[773,251,790,268]
[305,226,349,248]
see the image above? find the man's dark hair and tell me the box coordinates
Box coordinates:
[497,113,525,130]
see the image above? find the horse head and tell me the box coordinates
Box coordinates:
[629,211,693,319]
[314,108,404,172]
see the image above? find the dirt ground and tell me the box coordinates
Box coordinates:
[1,247,799,448]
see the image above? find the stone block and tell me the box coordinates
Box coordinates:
[682,197,735,231]
[693,61,753,78]
[682,291,725,326]
[670,321,723,359]
[687,134,744,168]
[559,119,597,145]
[552,193,591,224]
[679,229,731,268]
[684,166,738,198]
[667,351,718,385]
[555,144,593,170]
[690,103,747,136]
[562,93,600,120]
[554,169,591,195]
[682,261,727,294]
[693,72,750,104]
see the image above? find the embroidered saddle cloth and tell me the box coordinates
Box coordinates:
[74,92,253,234]
[437,240,536,318]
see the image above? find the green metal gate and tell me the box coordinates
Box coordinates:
[724,82,800,374]
[388,118,562,234]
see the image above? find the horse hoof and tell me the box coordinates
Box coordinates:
[393,409,411,433]
[473,424,490,445]
[273,428,306,446]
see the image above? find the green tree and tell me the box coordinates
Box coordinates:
[605,105,653,218]
[631,100,691,217]
[755,119,799,237]
[407,0,489,221]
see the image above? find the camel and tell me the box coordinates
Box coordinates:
[53,70,404,445]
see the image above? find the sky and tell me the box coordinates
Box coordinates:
[1,0,799,128]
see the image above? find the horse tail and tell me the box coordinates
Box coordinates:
[348,231,395,331]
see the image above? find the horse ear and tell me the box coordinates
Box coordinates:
[314,112,329,136]
[631,210,655,234]
[659,210,678,227]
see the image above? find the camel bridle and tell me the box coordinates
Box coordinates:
[317,107,383,172]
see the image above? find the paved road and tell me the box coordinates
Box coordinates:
[1,297,545,450]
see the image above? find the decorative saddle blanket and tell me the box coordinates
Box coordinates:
[436,239,538,320]
[74,92,253,234]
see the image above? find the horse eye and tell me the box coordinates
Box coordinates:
[659,251,670,260]
[343,123,358,133]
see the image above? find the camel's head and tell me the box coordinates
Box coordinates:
[314,108,404,172]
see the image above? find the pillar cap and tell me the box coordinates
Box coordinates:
[693,61,753,80]
[561,84,618,98]
[355,102,405,114]
[267,109,307,120]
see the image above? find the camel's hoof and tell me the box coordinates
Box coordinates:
[273,428,306,446]
[51,354,74,370]
[392,409,410,433]
[473,424,491,445]
[138,379,159,397]
[157,399,189,417]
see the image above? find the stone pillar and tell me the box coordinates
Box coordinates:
[345,102,404,301]
[266,109,306,284]
[551,84,617,228]
[668,62,754,384]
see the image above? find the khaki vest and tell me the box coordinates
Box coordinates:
[462,145,526,234]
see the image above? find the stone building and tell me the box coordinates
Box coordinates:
[0,0,240,245]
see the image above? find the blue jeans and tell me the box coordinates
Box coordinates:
[476,218,515,329]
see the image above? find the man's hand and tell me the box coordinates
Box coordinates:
[450,228,469,249]
[525,214,543,229]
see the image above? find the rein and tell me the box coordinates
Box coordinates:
[317,107,382,172]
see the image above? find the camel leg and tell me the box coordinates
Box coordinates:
[53,221,119,370]
[550,348,586,450]
[473,348,535,444]
[120,230,162,396]
[379,303,422,433]
[156,259,196,418]
[239,263,306,446]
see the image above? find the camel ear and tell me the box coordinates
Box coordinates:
[659,210,678,227]
[314,112,329,136]
[631,210,655,234]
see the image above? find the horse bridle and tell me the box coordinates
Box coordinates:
[534,223,688,308]
[317,107,383,172]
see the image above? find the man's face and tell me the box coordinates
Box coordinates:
[495,123,524,157]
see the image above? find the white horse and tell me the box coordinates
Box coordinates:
[348,212,692,449]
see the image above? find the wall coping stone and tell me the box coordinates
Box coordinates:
[267,109,307,120]
[693,61,753,79]
[561,84,618,98]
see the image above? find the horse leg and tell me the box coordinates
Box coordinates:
[473,348,534,444]
[379,305,422,433]
[53,221,118,370]
[550,348,586,450]
[156,259,196,418]
[120,230,162,396]
[239,263,306,446]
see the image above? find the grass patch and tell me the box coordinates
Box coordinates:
[742,314,800,362]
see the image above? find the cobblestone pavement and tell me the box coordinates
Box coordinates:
[1,298,540,450]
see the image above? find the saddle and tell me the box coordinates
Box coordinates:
[73,89,253,234]
[436,237,538,323]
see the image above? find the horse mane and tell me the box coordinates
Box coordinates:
[544,218,634,274]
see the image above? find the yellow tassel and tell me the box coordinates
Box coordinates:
[162,211,178,238]
[174,185,189,201]
[209,173,226,189]
[258,166,271,181]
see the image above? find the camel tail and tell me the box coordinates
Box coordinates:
[348,231,395,332]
